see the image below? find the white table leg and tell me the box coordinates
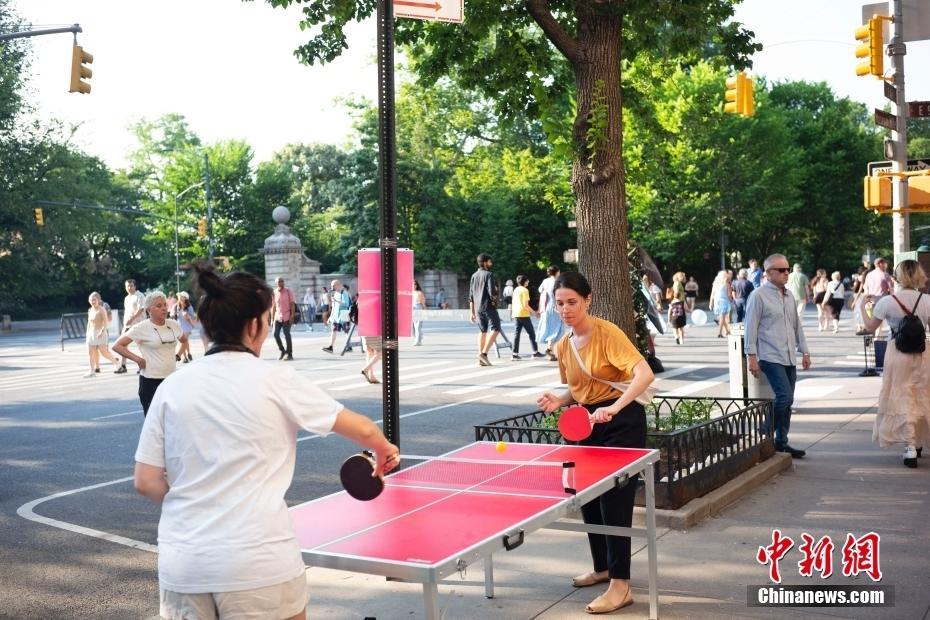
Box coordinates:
[484,555,494,598]
[645,462,659,619]
[423,582,440,620]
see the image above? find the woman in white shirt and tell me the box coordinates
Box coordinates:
[863,259,930,468]
[113,291,186,416]
[134,264,398,620]
[820,271,846,334]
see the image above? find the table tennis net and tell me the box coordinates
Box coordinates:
[388,455,576,496]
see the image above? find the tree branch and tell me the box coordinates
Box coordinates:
[525,0,580,65]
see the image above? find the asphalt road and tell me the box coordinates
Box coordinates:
[0,312,870,619]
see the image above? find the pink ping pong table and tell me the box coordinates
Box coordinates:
[291,441,660,619]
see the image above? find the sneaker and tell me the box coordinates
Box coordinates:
[777,444,806,458]
[114,366,127,374]
[546,351,558,362]
[904,446,918,468]
[94,368,100,373]
[322,346,334,353]
[855,329,869,336]
[176,354,181,362]
[478,353,492,366]
[285,354,294,361]
[532,352,546,359]
[512,354,521,361]
[84,372,96,378]
[279,351,286,360]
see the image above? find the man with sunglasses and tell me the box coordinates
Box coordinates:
[744,253,812,459]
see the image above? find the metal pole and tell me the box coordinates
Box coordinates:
[719,231,726,271]
[377,0,400,447]
[0,24,80,42]
[204,153,213,261]
[890,0,909,260]
[174,196,180,294]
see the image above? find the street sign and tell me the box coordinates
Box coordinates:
[874,108,897,131]
[867,158,930,176]
[394,0,463,23]
[862,1,930,43]
[884,81,897,102]
[909,101,930,117]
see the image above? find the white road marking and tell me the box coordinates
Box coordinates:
[661,372,731,397]
[92,409,143,420]
[399,361,549,393]
[445,368,559,395]
[16,476,157,553]
[793,383,842,400]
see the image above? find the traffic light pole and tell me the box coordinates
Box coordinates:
[0,24,81,42]
[890,0,909,259]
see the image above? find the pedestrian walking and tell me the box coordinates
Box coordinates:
[302,287,316,331]
[85,292,118,377]
[744,253,811,459]
[786,263,811,322]
[747,258,763,289]
[730,268,755,324]
[412,280,426,346]
[112,291,186,416]
[133,263,398,620]
[810,269,830,331]
[709,270,732,338]
[360,335,382,384]
[537,264,564,361]
[271,277,296,361]
[319,286,331,327]
[684,276,699,312]
[863,257,894,338]
[115,279,146,374]
[468,253,501,366]
[502,279,514,308]
[536,271,655,615]
[862,259,930,468]
[323,280,351,353]
[172,292,198,362]
[510,275,545,360]
[821,271,845,333]
[667,272,687,344]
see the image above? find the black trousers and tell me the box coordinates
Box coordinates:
[274,320,292,355]
[138,376,165,417]
[579,398,647,580]
[512,317,539,353]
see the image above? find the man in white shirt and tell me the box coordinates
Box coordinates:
[115,279,146,374]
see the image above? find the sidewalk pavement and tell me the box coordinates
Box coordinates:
[301,372,928,619]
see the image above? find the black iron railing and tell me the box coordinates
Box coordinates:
[475,396,774,509]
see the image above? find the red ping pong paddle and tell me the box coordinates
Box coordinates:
[557,405,592,441]
[340,451,384,501]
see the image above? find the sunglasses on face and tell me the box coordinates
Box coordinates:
[768,267,790,274]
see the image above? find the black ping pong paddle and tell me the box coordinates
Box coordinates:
[340,451,385,501]
[557,404,593,441]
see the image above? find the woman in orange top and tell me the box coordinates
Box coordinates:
[537,272,655,615]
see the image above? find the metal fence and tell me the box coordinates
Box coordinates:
[475,396,774,510]
[59,313,86,351]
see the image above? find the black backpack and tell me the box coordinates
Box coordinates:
[891,293,926,354]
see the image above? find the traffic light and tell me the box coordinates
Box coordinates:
[855,17,883,78]
[724,72,754,117]
[69,45,93,94]
[197,218,207,238]
[33,208,45,227]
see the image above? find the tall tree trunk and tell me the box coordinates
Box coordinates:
[571,4,633,337]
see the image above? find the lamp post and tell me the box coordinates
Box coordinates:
[174,182,206,293]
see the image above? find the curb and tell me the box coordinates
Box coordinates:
[633,453,793,530]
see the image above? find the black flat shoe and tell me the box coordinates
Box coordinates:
[777,445,806,458]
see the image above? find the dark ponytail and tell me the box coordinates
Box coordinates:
[192,262,272,345]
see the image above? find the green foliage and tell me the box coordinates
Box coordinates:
[585,79,609,170]
[647,399,713,432]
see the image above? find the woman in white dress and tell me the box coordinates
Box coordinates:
[863,259,930,468]
[85,292,118,377]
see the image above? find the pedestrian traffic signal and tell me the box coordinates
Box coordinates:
[69,45,93,94]
[855,17,883,78]
[197,218,207,238]
[724,72,754,117]
[33,208,45,227]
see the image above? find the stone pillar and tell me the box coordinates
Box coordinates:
[263,206,321,295]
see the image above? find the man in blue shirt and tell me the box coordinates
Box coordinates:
[747,258,764,289]
[744,253,812,459]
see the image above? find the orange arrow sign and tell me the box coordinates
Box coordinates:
[394,0,441,10]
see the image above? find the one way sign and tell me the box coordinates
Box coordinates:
[394,0,463,23]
